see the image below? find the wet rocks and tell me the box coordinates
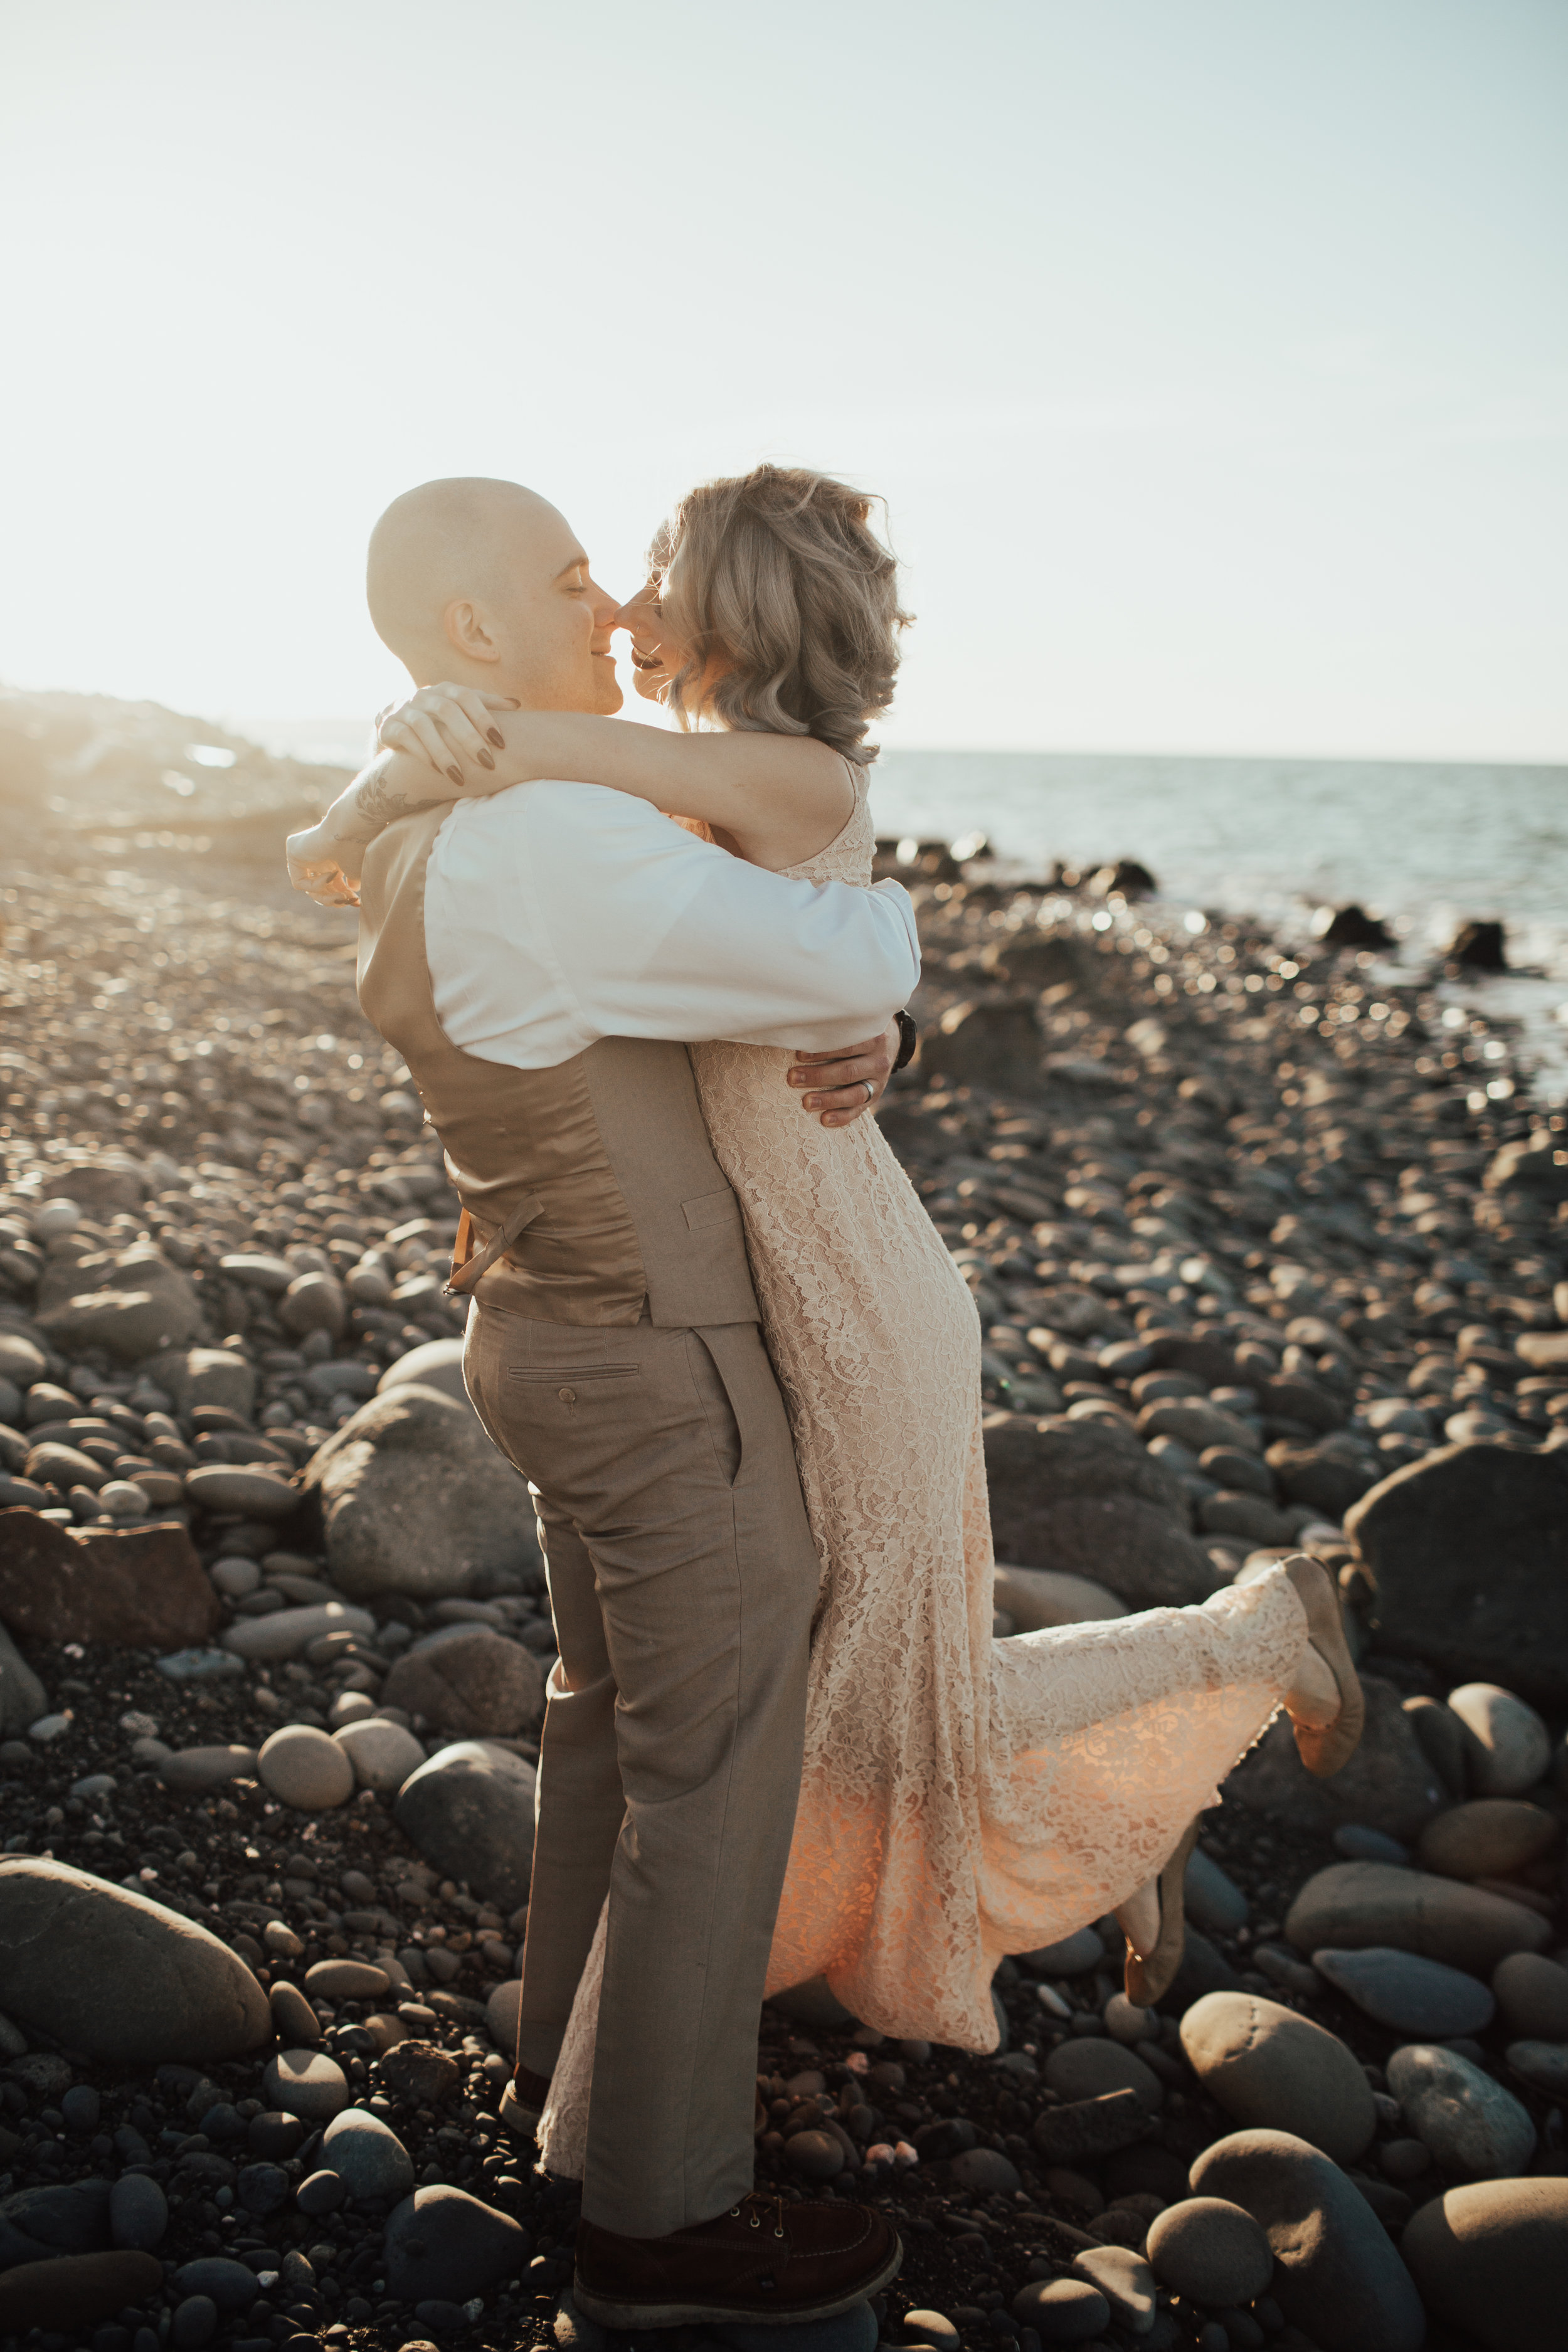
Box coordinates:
[1224,1673,1444,1841]
[320,2105,415,2199]
[1345,1444,1568,1705]
[257,1722,355,1809]
[332,1714,426,1794]
[1192,2129,1425,2352]
[1416,1798,1559,1880]
[393,1739,537,1910]
[1311,1946,1495,2038]
[381,1622,545,1736]
[36,1241,201,1360]
[1145,2196,1273,2306]
[1445,1682,1552,1795]
[383,2181,530,2301]
[1385,2042,1535,2178]
[0,1512,219,1646]
[0,1857,270,2062]
[0,2249,164,2334]
[1285,1860,1549,1975]
[1401,2177,1568,2352]
[302,1383,538,1601]
[1491,1950,1568,2041]
[261,2048,351,2123]
[1179,1990,1375,2163]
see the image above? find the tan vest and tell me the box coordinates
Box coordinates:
[356,808,760,1330]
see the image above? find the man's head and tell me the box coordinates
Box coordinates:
[366,478,621,714]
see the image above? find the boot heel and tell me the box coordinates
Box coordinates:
[1125,1816,1201,2008]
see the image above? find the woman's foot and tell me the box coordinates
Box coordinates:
[1118,1816,1202,2008]
[1283,1554,1364,1777]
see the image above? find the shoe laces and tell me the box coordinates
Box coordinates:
[729,2190,786,2239]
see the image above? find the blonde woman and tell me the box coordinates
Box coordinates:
[293,464,1359,2176]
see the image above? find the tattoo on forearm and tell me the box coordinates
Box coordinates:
[352,769,448,830]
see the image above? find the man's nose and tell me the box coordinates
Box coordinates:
[586,572,620,627]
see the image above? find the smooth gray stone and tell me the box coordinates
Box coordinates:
[0,2178,112,2255]
[1313,1946,1495,2037]
[1017,1928,1105,1977]
[1180,1991,1375,2164]
[395,1739,536,1911]
[320,2107,414,2200]
[1401,2178,1568,2352]
[718,2301,880,2352]
[1333,1824,1409,1864]
[170,2256,259,2311]
[1046,2037,1163,2114]
[1507,2039,1568,2098]
[1145,2196,1271,2307]
[383,2183,529,2301]
[1386,2043,1536,2179]
[1184,1846,1249,1932]
[1191,2129,1425,2352]
[108,2173,167,2251]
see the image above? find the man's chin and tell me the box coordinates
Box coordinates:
[592,657,623,715]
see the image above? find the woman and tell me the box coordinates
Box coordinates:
[292,464,1359,2173]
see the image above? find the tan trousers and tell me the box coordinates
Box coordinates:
[464,1303,820,2239]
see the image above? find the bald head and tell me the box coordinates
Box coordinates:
[366,477,622,714]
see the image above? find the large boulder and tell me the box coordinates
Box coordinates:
[36,1244,203,1362]
[1222,1675,1446,1841]
[1345,1442,1568,1705]
[983,1417,1217,1606]
[0,1859,270,2063]
[1285,1862,1549,1976]
[993,1563,1128,1630]
[301,1384,538,1601]
[919,999,1043,1091]
[0,1513,220,1648]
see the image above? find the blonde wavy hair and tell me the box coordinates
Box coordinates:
[652,464,911,765]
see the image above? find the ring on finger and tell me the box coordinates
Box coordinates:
[862,1078,876,1103]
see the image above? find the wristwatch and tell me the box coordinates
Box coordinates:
[892,1009,919,1071]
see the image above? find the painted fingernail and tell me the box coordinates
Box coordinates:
[477,750,495,770]
[504,697,521,707]
[487,728,505,747]
[447,766,463,786]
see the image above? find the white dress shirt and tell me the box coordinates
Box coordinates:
[423,781,919,1071]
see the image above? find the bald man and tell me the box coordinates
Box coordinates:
[314,480,910,2330]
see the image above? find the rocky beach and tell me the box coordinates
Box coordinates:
[0,690,1564,2352]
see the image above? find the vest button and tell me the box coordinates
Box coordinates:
[558,1387,577,1405]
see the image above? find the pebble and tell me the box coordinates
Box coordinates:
[257,1721,356,1809]
[1179,1989,1375,2163]
[1416,1797,1559,1880]
[1332,1823,1409,1864]
[1401,2177,1568,2352]
[183,1462,300,1518]
[61,2081,100,2132]
[1385,2042,1536,2178]
[261,2047,351,2124]
[382,1621,546,1736]
[383,2182,531,2301]
[1069,2243,1156,2333]
[320,2104,415,2198]
[304,1956,388,2001]
[1145,2196,1273,2307]
[1009,2277,1109,2343]
[171,2255,261,2309]
[304,1382,538,1601]
[784,2128,844,2180]
[1285,1859,1550,1975]
[333,1713,426,1794]
[1030,2088,1153,2166]
[0,2249,164,2333]
[1491,1949,1568,2040]
[109,2171,168,2250]
[236,2160,290,2216]
[1446,1682,1551,1796]
[1311,1946,1495,2037]
[1505,2038,1568,2097]
[947,2146,1020,2194]
[268,1980,320,2045]
[295,2166,349,2215]
[0,1857,270,2063]
[221,1599,378,1661]
[1184,1846,1249,1931]
[1191,2128,1425,2351]
[1017,1927,1104,1976]
[902,2312,960,2352]
[159,1742,260,1791]
[486,1978,523,2052]
[394,1738,538,1910]
[1045,2036,1163,2112]
[209,1554,262,1597]
[1103,1991,1157,2045]
[171,2292,219,2348]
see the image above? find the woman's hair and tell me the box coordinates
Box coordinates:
[651,464,911,764]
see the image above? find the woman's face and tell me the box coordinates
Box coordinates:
[616,548,701,707]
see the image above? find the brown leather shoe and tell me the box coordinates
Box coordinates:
[574,2190,901,2328]
[499,2065,553,2141]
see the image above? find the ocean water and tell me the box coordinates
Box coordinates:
[245,721,1568,1099]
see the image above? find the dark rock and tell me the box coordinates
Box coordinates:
[1310,1947,1494,2037]
[1153,1926,1242,2016]
[0,2178,112,2255]
[0,1512,220,1646]
[1403,1694,1473,1799]
[920,1000,1042,1091]
[1223,1674,1445,1841]
[378,2040,460,2106]
[1491,1951,1568,2042]
[983,1412,1220,1605]
[1416,1799,1559,1881]
[1314,904,1395,949]
[1345,1443,1568,1705]
[235,2163,290,2217]
[393,1739,536,1909]
[142,1345,257,1420]
[0,1621,46,1736]
[108,2173,167,2250]
[1190,2129,1425,2352]
[170,2255,260,2310]
[1044,2038,1163,2114]
[383,2182,529,2301]
[1401,2178,1568,2352]
[0,1858,270,2063]
[948,2147,1020,2195]
[321,2106,415,2200]
[302,1383,538,1601]
[1145,2196,1272,2306]
[0,2250,163,2333]
[1029,2090,1154,2166]
[1385,2044,1535,2179]
[1179,1991,1375,2164]
[1285,1860,1550,1975]
[1008,2277,1108,2342]
[1446,920,1507,971]
[36,1242,203,1360]
[1446,1681,1551,1796]
[1265,1440,1375,1518]
[382,1623,544,1736]
[1017,1928,1105,1976]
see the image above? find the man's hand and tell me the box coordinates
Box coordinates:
[787,1022,897,1128]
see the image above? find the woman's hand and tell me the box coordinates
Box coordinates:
[286,812,372,907]
[378,684,519,783]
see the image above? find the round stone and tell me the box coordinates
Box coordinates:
[236,2161,290,2217]
[948,2146,1021,2195]
[902,2313,959,2352]
[1103,1993,1157,2045]
[1044,2035,1163,2113]
[382,2182,529,2301]
[1492,1951,1568,2042]
[321,2105,415,2200]
[1009,2277,1109,2343]
[1179,1990,1375,2163]
[0,2251,165,2335]
[268,1981,320,2047]
[295,2167,347,2215]
[1506,2040,1568,2098]
[261,2047,351,2124]
[61,2082,100,2132]
[486,1977,522,2054]
[1401,2176,1568,2352]
[304,1957,388,2002]
[783,2128,844,2180]
[257,1724,355,1810]
[332,1715,426,1796]
[1311,1946,1495,2038]
[1285,1860,1548,1978]
[171,2292,218,2348]
[109,2171,167,2250]
[1417,1799,1559,1882]
[1146,2197,1273,2307]
[209,1556,261,1599]
[1018,1928,1105,1976]
[1446,1683,1551,1797]
[1386,2043,1535,2179]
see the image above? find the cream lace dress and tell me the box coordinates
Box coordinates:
[536,768,1308,2179]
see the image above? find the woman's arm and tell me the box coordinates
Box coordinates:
[379,685,856,871]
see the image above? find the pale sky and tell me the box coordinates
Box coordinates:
[1,0,1563,758]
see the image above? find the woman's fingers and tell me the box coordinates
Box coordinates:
[423,691,496,768]
[395,707,465,781]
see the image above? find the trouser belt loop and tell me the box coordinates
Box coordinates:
[445,1194,543,1297]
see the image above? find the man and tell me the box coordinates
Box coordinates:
[302,479,913,2330]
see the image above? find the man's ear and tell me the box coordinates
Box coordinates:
[442,598,501,664]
